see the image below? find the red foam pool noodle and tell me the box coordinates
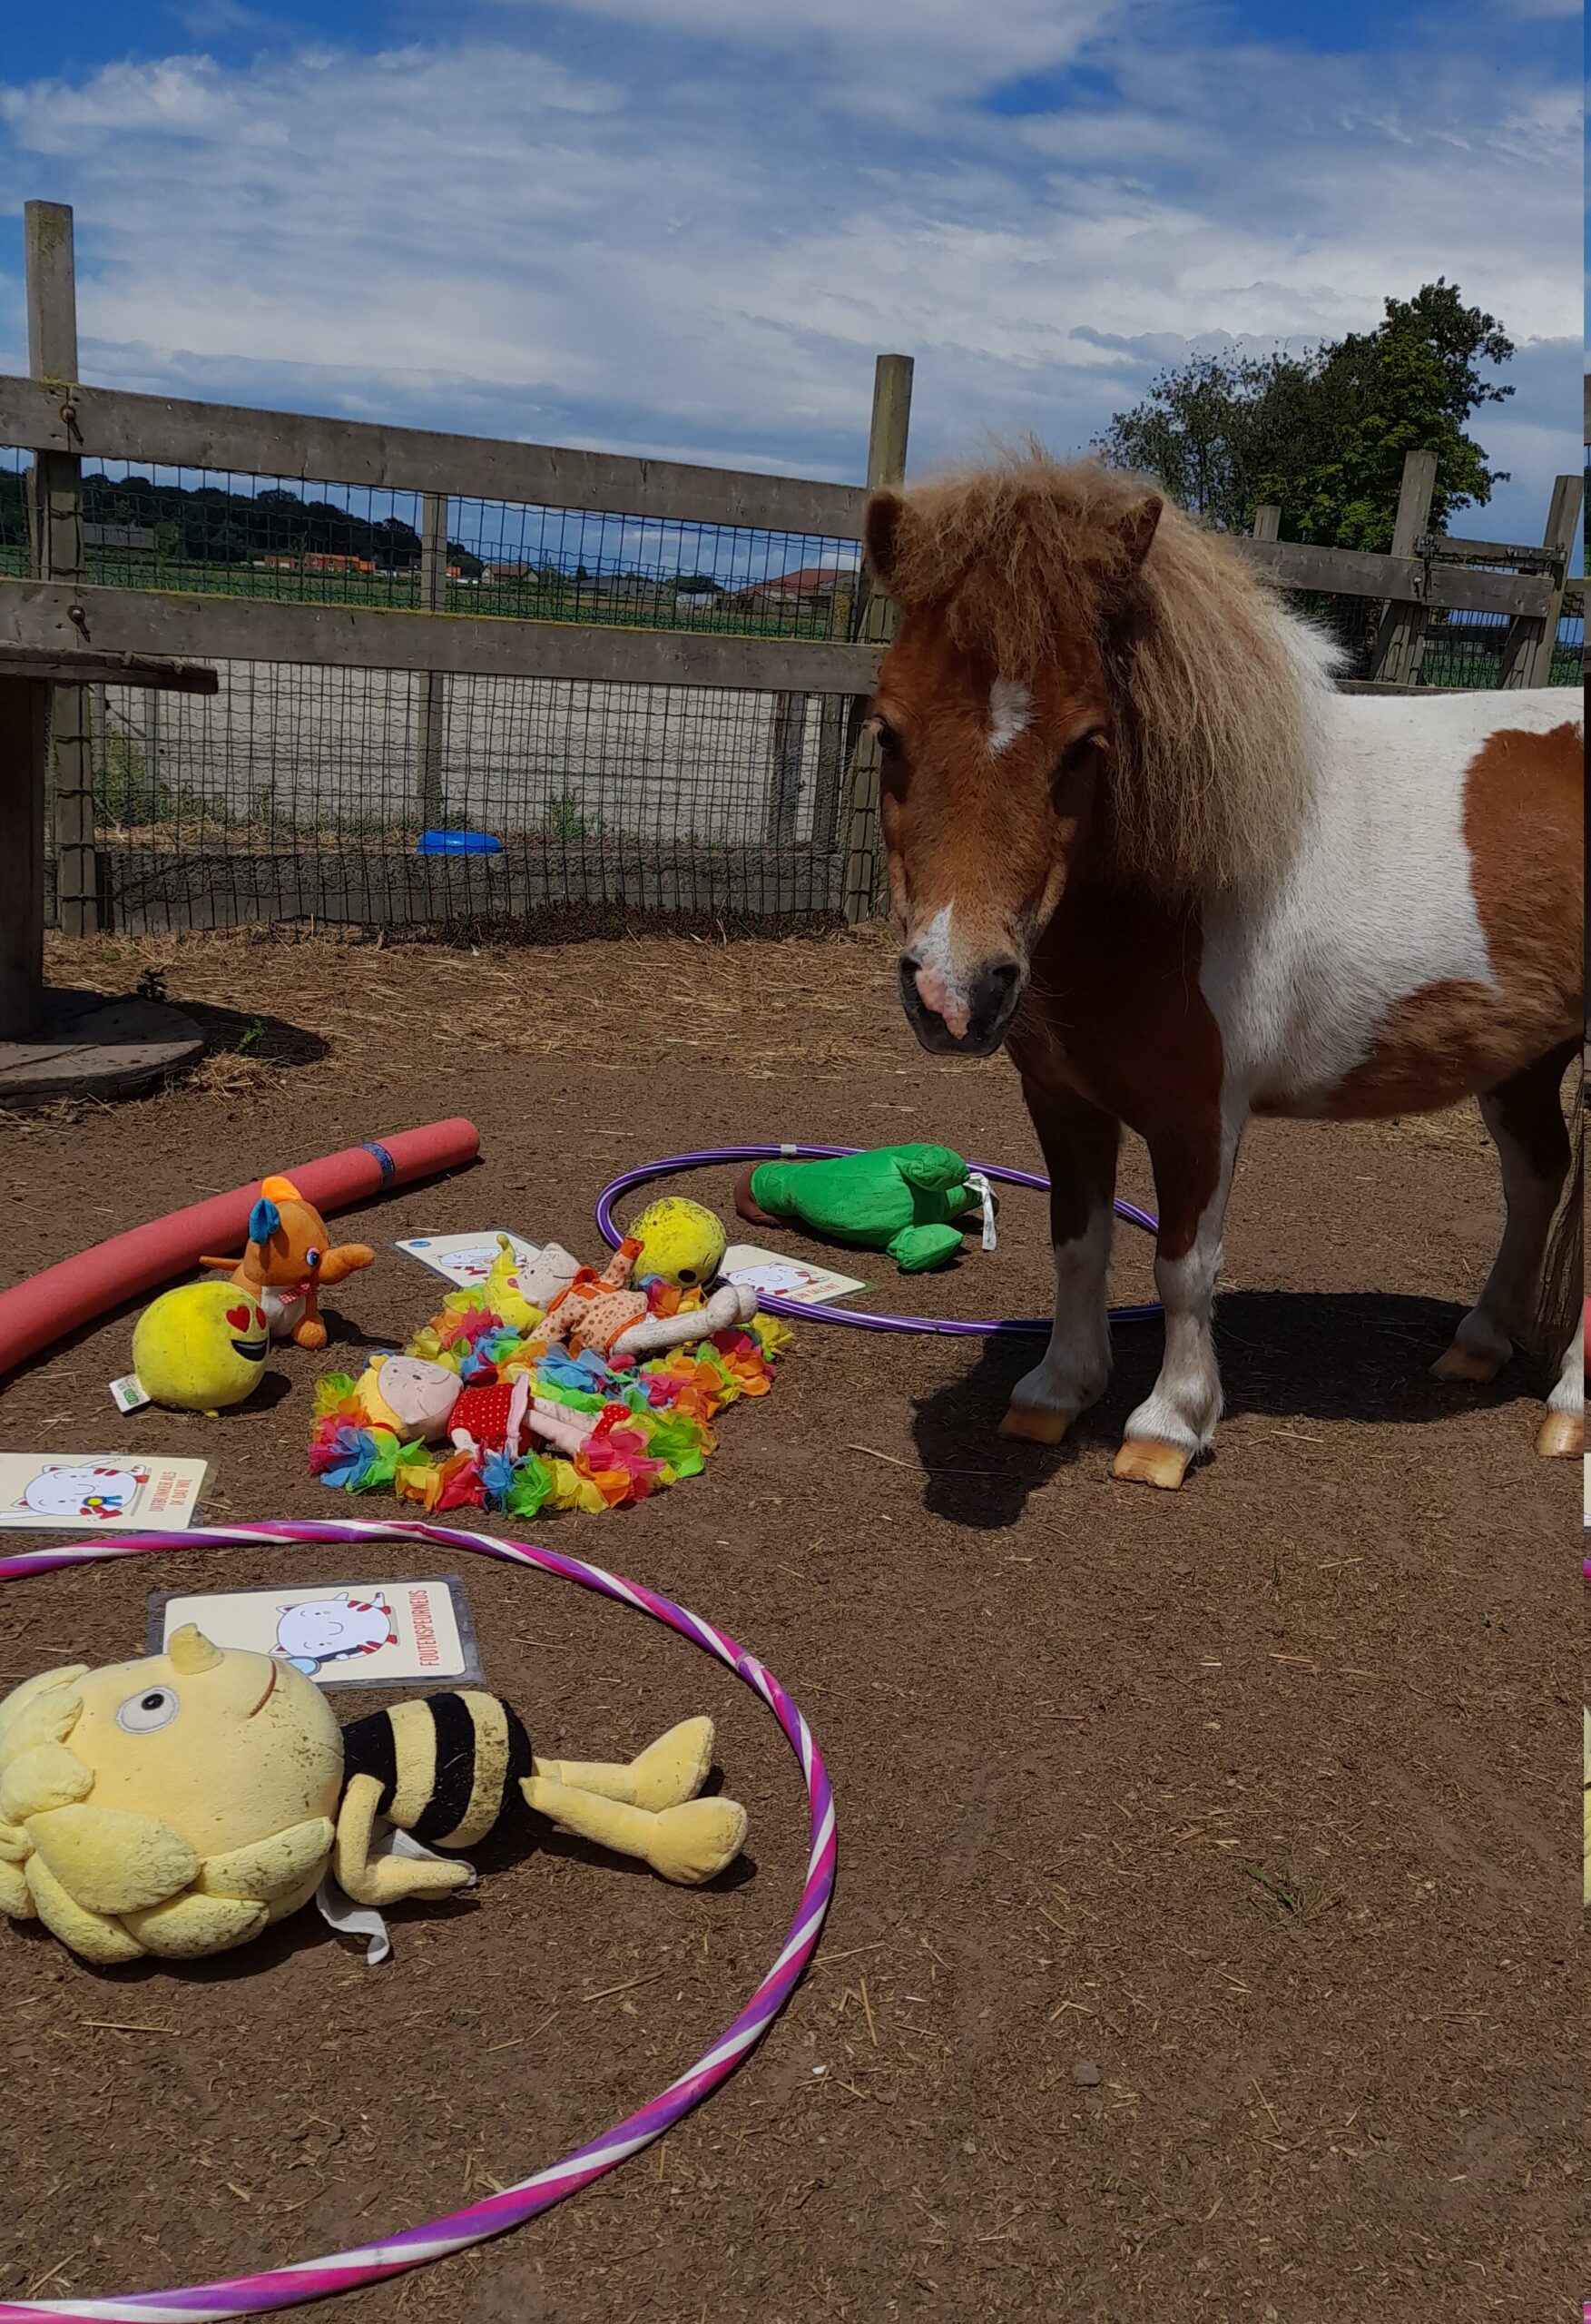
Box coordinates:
[0,1118,479,1377]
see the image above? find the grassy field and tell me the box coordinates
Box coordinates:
[0,541,850,639]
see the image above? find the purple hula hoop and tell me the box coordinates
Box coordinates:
[595,1143,1161,1334]
[0,1519,835,2323]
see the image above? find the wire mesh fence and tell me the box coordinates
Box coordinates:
[4,446,869,935]
[4,444,1578,940]
[82,661,859,935]
[0,456,862,635]
[1282,587,1583,685]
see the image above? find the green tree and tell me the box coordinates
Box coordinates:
[1092,350,1279,533]
[1096,280,1513,550]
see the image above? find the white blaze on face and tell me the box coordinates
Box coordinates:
[912,903,973,1039]
[987,678,1032,755]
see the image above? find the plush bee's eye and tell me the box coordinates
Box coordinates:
[116,1686,180,1734]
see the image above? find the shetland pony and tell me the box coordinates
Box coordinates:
[863,453,1583,1488]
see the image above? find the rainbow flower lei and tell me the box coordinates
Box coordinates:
[309,1243,791,1518]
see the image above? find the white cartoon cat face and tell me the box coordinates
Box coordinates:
[17,1463,150,1520]
[273,1593,392,1673]
[731,1262,811,1295]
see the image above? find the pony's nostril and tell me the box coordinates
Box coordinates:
[970,958,1021,1025]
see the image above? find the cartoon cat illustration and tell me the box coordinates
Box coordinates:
[273,1591,398,1676]
[14,1463,151,1522]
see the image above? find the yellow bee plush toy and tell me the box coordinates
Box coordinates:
[0,1628,748,1965]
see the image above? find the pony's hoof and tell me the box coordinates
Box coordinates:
[1535,1410,1584,1459]
[999,1402,1071,1446]
[1431,1341,1503,1384]
[1113,1437,1192,1491]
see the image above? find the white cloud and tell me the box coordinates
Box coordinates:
[0,6,1577,548]
[483,0,1124,121]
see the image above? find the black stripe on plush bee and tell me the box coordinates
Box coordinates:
[336,1688,748,1907]
[0,1630,748,1965]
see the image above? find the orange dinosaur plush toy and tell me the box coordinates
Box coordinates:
[201,1175,373,1350]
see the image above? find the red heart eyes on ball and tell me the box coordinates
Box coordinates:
[225,1304,251,1330]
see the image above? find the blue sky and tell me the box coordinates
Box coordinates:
[0,0,1580,548]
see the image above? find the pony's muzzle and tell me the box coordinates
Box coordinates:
[899,950,1024,1058]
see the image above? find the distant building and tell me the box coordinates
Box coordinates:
[731,565,853,613]
[261,552,377,576]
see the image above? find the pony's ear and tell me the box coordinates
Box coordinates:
[864,490,906,586]
[1114,493,1163,576]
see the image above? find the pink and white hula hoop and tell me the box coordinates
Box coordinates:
[0,1518,836,2323]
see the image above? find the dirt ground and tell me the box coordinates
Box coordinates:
[1,928,1578,2322]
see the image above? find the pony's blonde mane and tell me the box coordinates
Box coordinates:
[875,450,1335,897]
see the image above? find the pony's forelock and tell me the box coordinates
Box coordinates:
[872,448,1336,897]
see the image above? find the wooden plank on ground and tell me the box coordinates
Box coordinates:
[0,374,869,540]
[0,988,204,1106]
[0,579,884,693]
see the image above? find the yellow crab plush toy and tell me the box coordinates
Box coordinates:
[0,1627,748,1965]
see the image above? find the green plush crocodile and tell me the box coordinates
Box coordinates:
[732,1144,990,1275]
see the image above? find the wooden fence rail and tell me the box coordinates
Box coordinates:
[0,374,871,540]
[0,576,885,692]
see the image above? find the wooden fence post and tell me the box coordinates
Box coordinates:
[840,353,913,923]
[416,490,449,826]
[0,676,50,1037]
[1367,448,1437,684]
[1251,504,1281,543]
[762,688,808,850]
[1500,471,1582,690]
[25,200,99,936]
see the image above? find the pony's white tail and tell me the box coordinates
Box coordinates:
[1529,1049,1583,1369]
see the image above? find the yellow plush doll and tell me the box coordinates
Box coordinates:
[0,1628,748,1965]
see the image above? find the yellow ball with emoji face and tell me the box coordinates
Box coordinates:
[630,1195,728,1289]
[132,1279,271,1413]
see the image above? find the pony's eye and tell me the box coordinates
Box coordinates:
[867,715,900,760]
[305,1246,322,1270]
[1052,730,1105,795]
[116,1687,180,1734]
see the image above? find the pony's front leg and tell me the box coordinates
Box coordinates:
[1000,1087,1120,1446]
[1115,1115,1241,1491]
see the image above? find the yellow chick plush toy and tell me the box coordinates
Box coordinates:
[0,1628,748,1965]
